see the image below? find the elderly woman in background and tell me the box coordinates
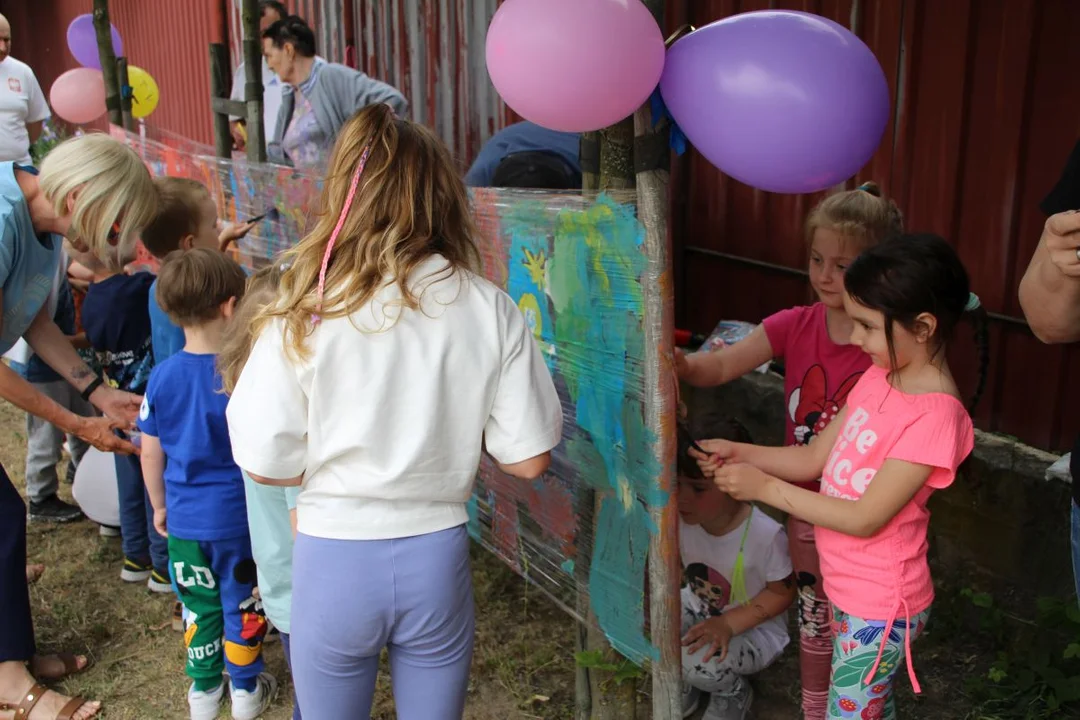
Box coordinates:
[0,134,156,720]
[262,15,408,171]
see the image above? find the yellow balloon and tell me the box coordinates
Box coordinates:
[126,65,159,119]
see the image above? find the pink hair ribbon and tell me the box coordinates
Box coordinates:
[312,142,373,324]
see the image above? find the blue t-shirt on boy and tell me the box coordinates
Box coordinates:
[137,351,247,541]
[0,162,61,356]
[148,278,185,364]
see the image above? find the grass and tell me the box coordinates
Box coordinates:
[5,393,1050,719]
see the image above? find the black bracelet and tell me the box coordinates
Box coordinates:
[80,376,104,402]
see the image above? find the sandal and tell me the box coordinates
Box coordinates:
[0,682,96,720]
[30,654,88,682]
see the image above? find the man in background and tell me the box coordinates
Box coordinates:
[230,0,288,152]
[0,13,49,165]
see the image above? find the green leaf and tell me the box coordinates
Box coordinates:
[970,592,994,609]
[988,666,1007,683]
[611,660,644,684]
[831,648,901,687]
[1064,643,1080,660]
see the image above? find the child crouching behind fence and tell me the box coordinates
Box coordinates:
[678,418,795,720]
[137,249,275,720]
[217,262,303,720]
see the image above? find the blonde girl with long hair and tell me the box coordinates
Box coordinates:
[226,105,562,719]
[0,133,156,720]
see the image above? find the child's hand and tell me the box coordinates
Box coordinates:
[713,463,772,502]
[683,615,735,663]
[153,508,168,538]
[218,220,258,252]
[674,348,690,378]
[1043,210,1080,277]
[689,438,737,477]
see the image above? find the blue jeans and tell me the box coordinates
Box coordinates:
[114,451,169,571]
[290,525,474,720]
[1072,500,1080,608]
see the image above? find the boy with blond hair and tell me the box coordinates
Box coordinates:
[139,249,274,720]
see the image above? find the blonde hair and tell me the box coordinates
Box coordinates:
[39,133,157,271]
[156,248,247,327]
[805,182,904,250]
[142,177,211,259]
[251,104,482,361]
[218,263,283,394]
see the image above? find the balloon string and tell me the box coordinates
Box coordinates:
[665,24,696,47]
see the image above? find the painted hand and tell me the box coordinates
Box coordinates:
[153,508,168,538]
[682,615,735,663]
[713,463,771,502]
[1043,210,1080,277]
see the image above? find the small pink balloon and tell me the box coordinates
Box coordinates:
[486,0,665,132]
[50,68,107,125]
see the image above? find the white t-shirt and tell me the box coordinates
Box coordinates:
[680,507,793,664]
[227,254,563,541]
[230,58,284,143]
[0,57,49,165]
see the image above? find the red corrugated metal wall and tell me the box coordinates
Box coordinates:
[667,0,1080,450]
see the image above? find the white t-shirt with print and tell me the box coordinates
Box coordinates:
[680,507,793,664]
[226,254,564,541]
[0,57,49,164]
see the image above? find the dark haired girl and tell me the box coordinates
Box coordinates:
[691,234,986,718]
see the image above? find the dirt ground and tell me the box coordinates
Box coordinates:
[4,396,1050,719]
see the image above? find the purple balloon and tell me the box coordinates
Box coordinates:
[67,14,123,70]
[660,11,890,194]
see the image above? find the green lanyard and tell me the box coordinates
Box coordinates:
[729,506,755,605]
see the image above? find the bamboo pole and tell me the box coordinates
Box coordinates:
[241,0,266,163]
[92,0,121,126]
[634,0,679,714]
[209,43,233,159]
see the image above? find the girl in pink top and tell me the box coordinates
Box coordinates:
[694,234,989,719]
[678,183,902,719]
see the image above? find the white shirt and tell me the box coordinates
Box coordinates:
[227,255,563,541]
[680,508,792,664]
[230,57,283,144]
[0,57,49,164]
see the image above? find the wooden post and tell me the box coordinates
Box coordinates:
[242,0,266,163]
[116,57,135,131]
[209,43,233,159]
[634,0,679,716]
[92,0,122,126]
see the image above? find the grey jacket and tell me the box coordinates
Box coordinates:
[269,63,408,165]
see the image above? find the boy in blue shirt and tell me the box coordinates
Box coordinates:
[138,249,275,720]
[140,177,255,365]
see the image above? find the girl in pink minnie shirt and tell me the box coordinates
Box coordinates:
[693,234,989,719]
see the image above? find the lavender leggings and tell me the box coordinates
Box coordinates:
[290,525,475,719]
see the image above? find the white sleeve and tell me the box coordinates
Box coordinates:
[228,63,245,120]
[484,294,563,464]
[763,526,794,583]
[25,70,49,123]
[226,321,308,479]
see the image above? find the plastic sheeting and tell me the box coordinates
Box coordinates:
[112,124,675,666]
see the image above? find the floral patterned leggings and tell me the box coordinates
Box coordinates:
[827,606,930,720]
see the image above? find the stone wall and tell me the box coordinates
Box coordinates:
[684,372,1074,615]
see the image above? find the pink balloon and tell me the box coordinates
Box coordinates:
[50,68,107,125]
[486,0,665,132]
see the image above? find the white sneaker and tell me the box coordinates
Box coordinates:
[231,672,278,720]
[98,524,120,537]
[188,681,225,720]
[703,683,753,720]
[683,684,702,717]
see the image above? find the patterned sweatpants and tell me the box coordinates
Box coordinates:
[681,602,770,698]
[827,605,930,720]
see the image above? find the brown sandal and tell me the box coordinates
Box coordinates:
[0,682,93,720]
[30,654,88,682]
